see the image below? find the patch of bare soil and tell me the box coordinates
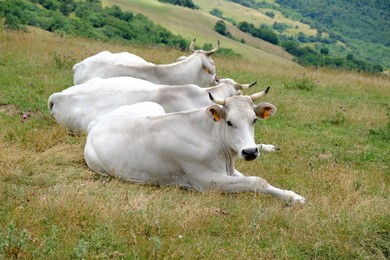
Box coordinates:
[0,104,19,117]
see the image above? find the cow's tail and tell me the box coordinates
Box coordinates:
[47,93,57,113]
[72,62,83,84]
[72,62,80,73]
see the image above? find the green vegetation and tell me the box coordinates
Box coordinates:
[225,3,384,73]
[0,0,189,48]
[210,8,223,18]
[238,21,279,45]
[5,0,381,72]
[0,27,389,259]
[282,41,384,73]
[158,0,199,10]
[276,0,390,48]
[0,0,243,57]
[214,20,232,38]
[225,0,390,67]
[275,0,390,68]
[225,0,388,70]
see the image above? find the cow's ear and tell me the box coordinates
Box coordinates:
[255,102,276,120]
[207,105,223,122]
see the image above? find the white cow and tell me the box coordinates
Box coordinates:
[48,77,256,132]
[84,93,305,205]
[73,39,219,87]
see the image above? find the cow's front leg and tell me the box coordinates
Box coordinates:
[257,144,280,152]
[265,183,306,205]
[195,174,305,205]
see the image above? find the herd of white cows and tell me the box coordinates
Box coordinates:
[48,39,305,205]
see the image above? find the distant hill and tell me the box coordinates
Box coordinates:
[106,0,384,71]
[2,0,387,70]
[102,0,295,64]
[223,0,390,68]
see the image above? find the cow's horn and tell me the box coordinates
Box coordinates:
[235,81,257,90]
[209,92,225,106]
[250,86,270,102]
[189,38,196,52]
[206,40,220,56]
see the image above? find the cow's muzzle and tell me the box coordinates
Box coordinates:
[242,147,259,161]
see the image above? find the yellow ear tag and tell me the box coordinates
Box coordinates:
[262,108,271,119]
[213,113,220,122]
[204,67,209,74]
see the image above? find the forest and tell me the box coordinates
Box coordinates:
[227,0,390,69]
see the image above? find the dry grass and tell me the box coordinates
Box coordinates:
[0,28,389,259]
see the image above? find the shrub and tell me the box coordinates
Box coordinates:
[214,20,232,38]
[158,0,199,9]
[265,11,275,18]
[238,21,279,45]
[284,77,317,91]
[210,8,223,18]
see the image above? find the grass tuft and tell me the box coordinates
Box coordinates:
[284,76,318,91]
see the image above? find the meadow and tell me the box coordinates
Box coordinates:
[0,28,389,258]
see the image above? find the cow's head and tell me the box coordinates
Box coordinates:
[207,88,275,161]
[184,38,219,87]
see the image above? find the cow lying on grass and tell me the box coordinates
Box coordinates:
[73,39,219,87]
[48,77,255,132]
[84,94,305,205]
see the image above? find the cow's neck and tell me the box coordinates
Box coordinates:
[151,56,200,85]
[196,109,237,176]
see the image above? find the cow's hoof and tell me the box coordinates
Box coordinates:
[259,144,280,152]
[286,192,306,206]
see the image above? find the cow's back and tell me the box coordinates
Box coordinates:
[73,51,151,84]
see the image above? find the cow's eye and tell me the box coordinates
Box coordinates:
[227,121,234,127]
[253,118,258,124]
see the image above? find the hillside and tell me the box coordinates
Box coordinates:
[103,0,386,72]
[2,0,386,71]
[218,0,390,68]
[102,0,294,64]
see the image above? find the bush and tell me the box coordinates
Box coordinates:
[214,20,232,38]
[210,8,223,18]
[265,11,275,18]
[238,21,279,45]
[158,0,199,9]
[284,77,317,91]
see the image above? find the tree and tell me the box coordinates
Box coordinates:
[210,8,223,18]
[158,0,199,9]
[320,47,329,55]
[265,11,275,18]
[214,20,232,38]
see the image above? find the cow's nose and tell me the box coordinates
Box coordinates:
[242,147,258,161]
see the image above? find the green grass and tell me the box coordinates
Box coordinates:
[0,28,389,258]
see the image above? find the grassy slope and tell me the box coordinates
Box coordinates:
[193,0,318,36]
[0,28,389,258]
[102,0,295,64]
